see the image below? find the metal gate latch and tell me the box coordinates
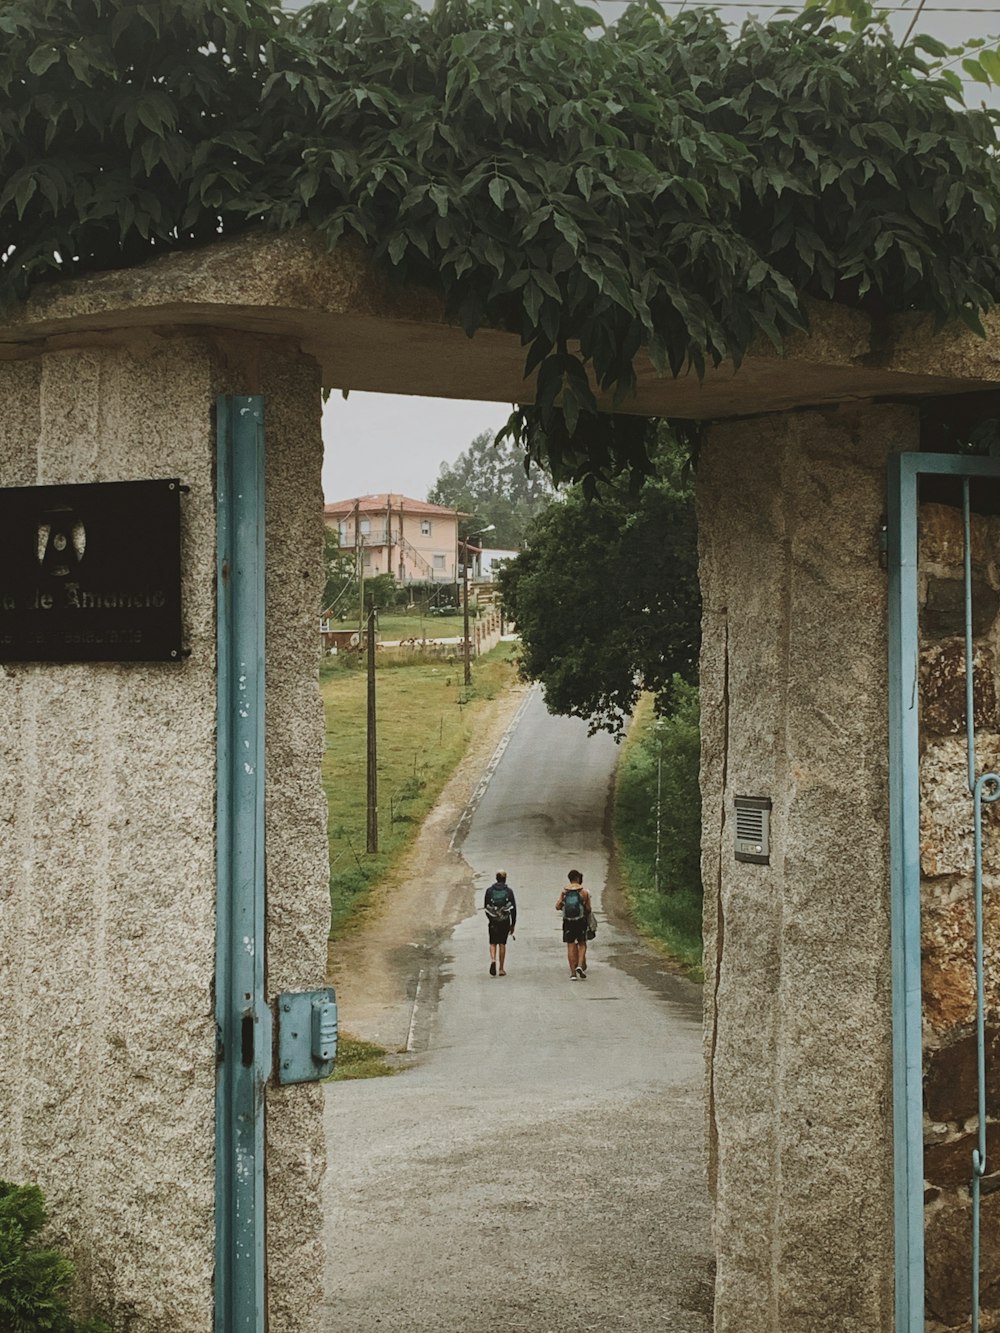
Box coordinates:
[275,988,338,1085]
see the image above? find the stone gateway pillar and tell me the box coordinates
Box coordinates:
[0,331,330,1332]
[697,403,921,1332]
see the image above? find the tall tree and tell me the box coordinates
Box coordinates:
[428,430,555,549]
[498,434,698,735]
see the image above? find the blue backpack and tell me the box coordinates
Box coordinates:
[562,888,585,921]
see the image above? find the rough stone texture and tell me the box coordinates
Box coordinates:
[257,346,330,1333]
[923,576,1000,640]
[2,228,999,420]
[0,340,220,1329]
[925,1030,1000,1124]
[925,1193,1000,1328]
[921,504,991,569]
[924,1123,1000,1189]
[920,642,999,736]
[698,403,913,1332]
[0,333,331,1332]
[918,496,1000,1329]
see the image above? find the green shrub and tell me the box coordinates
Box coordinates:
[614,682,703,977]
[0,1182,111,1333]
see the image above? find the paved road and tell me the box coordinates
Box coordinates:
[322,687,713,1332]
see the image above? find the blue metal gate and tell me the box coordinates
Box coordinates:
[888,451,998,1333]
[215,396,268,1333]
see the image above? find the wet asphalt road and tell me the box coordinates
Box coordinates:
[322,687,713,1332]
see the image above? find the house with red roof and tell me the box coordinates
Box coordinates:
[323,493,465,585]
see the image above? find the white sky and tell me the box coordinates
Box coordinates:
[306,0,1000,504]
[321,394,512,504]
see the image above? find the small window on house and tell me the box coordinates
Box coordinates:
[421,519,432,536]
[359,519,371,536]
[338,520,349,542]
[433,554,446,570]
[363,550,372,567]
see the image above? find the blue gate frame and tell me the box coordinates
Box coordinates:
[888,451,999,1333]
[215,396,269,1333]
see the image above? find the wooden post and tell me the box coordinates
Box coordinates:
[462,542,471,687]
[366,602,378,853]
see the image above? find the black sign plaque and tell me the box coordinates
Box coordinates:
[0,479,183,663]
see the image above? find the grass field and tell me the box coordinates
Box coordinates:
[330,606,496,641]
[328,1033,396,1081]
[322,642,518,936]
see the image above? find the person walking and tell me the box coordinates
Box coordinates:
[484,870,517,977]
[556,869,592,980]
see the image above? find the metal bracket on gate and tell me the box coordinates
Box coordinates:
[275,988,338,1085]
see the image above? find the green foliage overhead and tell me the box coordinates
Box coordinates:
[0,1181,111,1333]
[3,0,1000,482]
[428,430,555,548]
[498,432,699,734]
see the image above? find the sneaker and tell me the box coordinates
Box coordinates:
[579,964,587,976]
[569,973,578,980]
[576,966,586,979]
[489,962,497,976]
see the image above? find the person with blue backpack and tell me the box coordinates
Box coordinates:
[483,870,517,977]
[556,869,593,980]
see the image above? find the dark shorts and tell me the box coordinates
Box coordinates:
[488,918,511,945]
[562,918,588,944]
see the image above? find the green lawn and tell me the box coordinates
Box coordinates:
[328,1033,396,1081]
[322,642,517,935]
[373,607,485,640]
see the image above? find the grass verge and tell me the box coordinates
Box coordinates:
[613,689,704,981]
[328,1033,397,1081]
[323,641,518,936]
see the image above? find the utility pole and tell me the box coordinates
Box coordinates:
[366,600,378,853]
[654,720,663,892]
[352,499,364,637]
[462,539,471,687]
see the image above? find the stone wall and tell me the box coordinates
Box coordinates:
[918,502,1000,1332]
[0,333,329,1332]
[698,403,919,1331]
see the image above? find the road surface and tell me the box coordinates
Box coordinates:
[322,687,713,1331]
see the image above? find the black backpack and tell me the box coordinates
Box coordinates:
[485,886,512,920]
[562,887,585,921]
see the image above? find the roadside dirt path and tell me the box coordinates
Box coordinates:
[325,679,533,1053]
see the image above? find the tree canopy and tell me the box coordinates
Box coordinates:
[3,0,1000,484]
[498,438,699,734]
[427,429,555,548]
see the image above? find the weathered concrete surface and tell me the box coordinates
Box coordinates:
[0,334,330,1332]
[918,500,1000,1332]
[2,228,1000,418]
[697,404,917,1332]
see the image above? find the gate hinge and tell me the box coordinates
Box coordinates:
[274,988,338,1085]
[879,517,889,569]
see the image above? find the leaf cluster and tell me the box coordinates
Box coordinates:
[0,1181,111,1333]
[497,431,699,734]
[3,0,1000,484]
